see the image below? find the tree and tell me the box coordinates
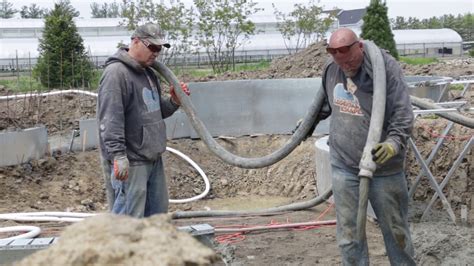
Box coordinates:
[391,16,408,29]
[33,1,93,89]
[273,0,335,54]
[90,1,122,18]
[361,0,399,59]
[20,4,48,18]
[0,0,17,18]
[193,0,262,73]
[57,0,80,18]
[120,0,157,29]
[154,1,195,65]
[120,0,195,66]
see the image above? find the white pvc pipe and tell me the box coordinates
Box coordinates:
[0,89,97,101]
[166,147,211,203]
[0,212,97,223]
[0,226,41,240]
[413,107,474,114]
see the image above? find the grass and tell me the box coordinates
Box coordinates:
[234,60,271,72]
[399,57,438,65]
[449,84,464,91]
[167,60,271,80]
[0,70,102,93]
[1,60,271,92]
[0,75,46,93]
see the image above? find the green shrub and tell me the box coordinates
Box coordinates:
[469,49,474,57]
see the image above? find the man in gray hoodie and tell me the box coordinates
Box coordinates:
[316,28,415,265]
[97,23,189,218]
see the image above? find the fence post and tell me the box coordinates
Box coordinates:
[197,51,200,68]
[16,50,20,84]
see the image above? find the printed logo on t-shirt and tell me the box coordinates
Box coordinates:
[333,83,363,116]
[142,87,161,113]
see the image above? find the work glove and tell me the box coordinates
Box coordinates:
[170,82,190,106]
[113,154,129,181]
[371,142,397,164]
[292,102,331,141]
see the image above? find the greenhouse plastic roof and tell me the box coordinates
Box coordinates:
[0,18,125,28]
[392,28,462,44]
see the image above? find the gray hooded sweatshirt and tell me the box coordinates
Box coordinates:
[321,49,414,176]
[97,48,179,164]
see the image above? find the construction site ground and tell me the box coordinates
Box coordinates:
[0,43,473,265]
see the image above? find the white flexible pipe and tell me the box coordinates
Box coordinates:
[166,147,211,203]
[0,89,98,101]
[0,226,41,240]
[0,212,97,223]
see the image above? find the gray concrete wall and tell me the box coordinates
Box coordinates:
[0,126,48,167]
[184,78,328,138]
[77,78,329,150]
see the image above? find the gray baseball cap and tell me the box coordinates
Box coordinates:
[132,23,171,48]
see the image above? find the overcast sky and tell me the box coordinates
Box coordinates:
[10,0,474,19]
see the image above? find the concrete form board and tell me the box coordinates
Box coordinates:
[187,78,327,138]
[0,237,57,265]
[79,119,99,151]
[0,126,48,167]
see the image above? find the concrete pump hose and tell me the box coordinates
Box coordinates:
[357,40,387,242]
[410,95,474,128]
[152,61,327,169]
[171,187,333,219]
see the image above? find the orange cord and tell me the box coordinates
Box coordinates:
[419,123,473,141]
[214,202,335,244]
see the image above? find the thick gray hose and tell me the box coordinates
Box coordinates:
[152,61,327,169]
[410,95,474,128]
[357,41,387,242]
[172,188,333,219]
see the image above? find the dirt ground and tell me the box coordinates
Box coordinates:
[0,43,473,265]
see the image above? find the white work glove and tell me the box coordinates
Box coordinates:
[113,154,129,181]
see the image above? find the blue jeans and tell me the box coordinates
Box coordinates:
[101,157,169,218]
[331,164,415,266]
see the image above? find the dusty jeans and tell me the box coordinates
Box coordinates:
[101,157,169,218]
[331,164,415,266]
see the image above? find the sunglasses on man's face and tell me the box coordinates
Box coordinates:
[141,39,162,53]
[326,41,359,55]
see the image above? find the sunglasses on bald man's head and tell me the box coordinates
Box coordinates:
[140,39,162,53]
[326,41,359,55]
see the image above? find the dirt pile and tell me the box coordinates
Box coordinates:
[401,57,474,78]
[0,152,106,213]
[196,42,330,81]
[0,86,95,134]
[15,214,217,266]
[165,136,318,210]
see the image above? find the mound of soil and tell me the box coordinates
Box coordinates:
[16,214,217,266]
